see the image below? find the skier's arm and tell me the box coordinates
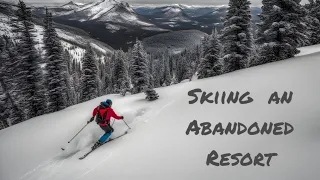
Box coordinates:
[110,109,123,120]
[88,107,98,123]
[92,107,98,117]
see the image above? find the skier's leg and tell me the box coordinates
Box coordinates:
[98,131,112,143]
[92,125,112,149]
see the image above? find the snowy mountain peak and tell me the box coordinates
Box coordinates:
[61,1,81,10]
[171,4,192,9]
[62,1,77,7]
[159,5,190,20]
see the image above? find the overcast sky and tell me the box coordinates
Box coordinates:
[4,0,309,6]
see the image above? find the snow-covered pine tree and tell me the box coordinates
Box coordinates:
[98,58,106,96]
[0,81,9,129]
[144,87,159,101]
[0,36,25,126]
[72,60,81,103]
[256,0,309,65]
[304,0,320,45]
[146,53,155,89]
[220,0,253,73]
[112,50,130,96]
[80,43,99,102]
[104,56,113,94]
[131,39,149,94]
[176,51,191,82]
[162,49,172,86]
[201,34,210,57]
[188,45,201,81]
[96,57,104,97]
[11,0,46,118]
[63,50,76,106]
[152,57,162,88]
[43,8,68,112]
[0,78,24,126]
[198,28,222,79]
[169,53,178,85]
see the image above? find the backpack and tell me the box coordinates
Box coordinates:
[95,106,108,124]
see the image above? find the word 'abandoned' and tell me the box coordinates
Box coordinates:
[186,120,294,136]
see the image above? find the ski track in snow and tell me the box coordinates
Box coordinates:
[75,152,113,180]
[19,152,64,180]
[143,99,175,123]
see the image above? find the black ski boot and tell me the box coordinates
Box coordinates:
[91,141,102,150]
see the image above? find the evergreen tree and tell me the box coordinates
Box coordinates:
[0,36,25,125]
[98,58,106,96]
[104,56,113,94]
[220,0,253,73]
[0,82,10,129]
[43,8,68,112]
[201,35,211,57]
[72,60,81,104]
[80,43,99,102]
[162,50,172,86]
[131,39,149,94]
[152,57,162,88]
[112,50,130,96]
[175,52,191,82]
[11,0,46,118]
[198,28,222,79]
[63,50,76,106]
[256,0,308,65]
[305,0,320,45]
[188,45,201,80]
[144,88,159,101]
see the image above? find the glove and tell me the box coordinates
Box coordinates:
[120,116,124,119]
[87,117,94,124]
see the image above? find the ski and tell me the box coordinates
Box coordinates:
[79,131,128,160]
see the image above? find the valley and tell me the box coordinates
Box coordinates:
[29,0,262,51]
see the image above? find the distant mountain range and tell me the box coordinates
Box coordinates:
[29,0,261,51]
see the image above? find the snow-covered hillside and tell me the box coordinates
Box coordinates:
[0,12,113,62]
[142,30,207,54]
[1,45,319,180]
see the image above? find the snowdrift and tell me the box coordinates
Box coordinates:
[1,46,320,180]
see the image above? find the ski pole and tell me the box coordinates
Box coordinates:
[122,119,131,129]
[68,123,88,143]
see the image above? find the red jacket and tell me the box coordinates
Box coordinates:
[92,106,122,126]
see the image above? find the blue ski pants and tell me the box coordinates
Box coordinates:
[99,131,112,143]
[98,125,114,143]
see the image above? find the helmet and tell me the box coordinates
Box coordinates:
[105,99,112,106]
[101,99,112,107]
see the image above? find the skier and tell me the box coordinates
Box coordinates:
[87,99,124,149]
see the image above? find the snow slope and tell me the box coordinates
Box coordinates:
[1,46,320,180]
